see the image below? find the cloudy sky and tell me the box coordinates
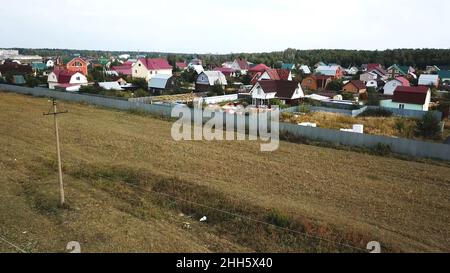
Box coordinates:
[1,0,448,53]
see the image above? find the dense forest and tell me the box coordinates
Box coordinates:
[15,47,450,69]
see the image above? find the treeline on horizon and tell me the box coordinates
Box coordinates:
[15,47,450,69]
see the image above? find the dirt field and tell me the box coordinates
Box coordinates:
[0,92,449,253]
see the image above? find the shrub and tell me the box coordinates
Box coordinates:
[366,87,380,106]
[266,209,292,229]
[327,79,344,91]
[133,89,149,98]
[416,112,442,139]
[299,104,311,114]
[360,108,393,117]
[395,119,406,133]
[131,78,148,90]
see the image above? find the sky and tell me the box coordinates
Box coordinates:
[1,0,449,54]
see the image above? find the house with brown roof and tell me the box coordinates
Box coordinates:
[301,75,333,91]
[132,58,173,81]
[342,80,367,94]
[250,80,304,106]
[380,86,431,111]
[0,60,32,76]
[252,69,292,84]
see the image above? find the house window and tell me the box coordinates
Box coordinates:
[76,77,80,81]
[135,70,137,73]
[399,104,405,109]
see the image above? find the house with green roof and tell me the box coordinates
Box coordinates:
[31,62,47,71]
[281,63,295,70]
[387,64,415,79]
[99,58,110,66]
[12,75,26,85]
[438,70,450,83]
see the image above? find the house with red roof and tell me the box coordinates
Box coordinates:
[383,77,410,96]
[249,80,304,106]
[47,69,88,92]
[342,80,367,94]
[176,62,188,71]
[111,61,134,76]
[66,57,88,76]
[248,64,270,78]
[213,67,236,77]
[132,58,173,81]
[380,86,431,111]
[252,69,292,84]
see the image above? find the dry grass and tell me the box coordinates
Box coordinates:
[282,112,419,139]
[1,92,449,253]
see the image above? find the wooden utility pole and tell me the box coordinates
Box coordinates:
[44,99,68,206]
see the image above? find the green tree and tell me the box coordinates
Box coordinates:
[211,81,225,95]
[131,78,148,90]
[366,87,380,106]
[416,112,442,139]
[327,79,344,91]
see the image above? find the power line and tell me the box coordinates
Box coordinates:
[114,181,368,253]
[0,233,27,253]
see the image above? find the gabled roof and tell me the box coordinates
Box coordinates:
[315,65,341,76]
[394,76,410,86]
[344,80,366,90]
[235,59,249,70]
[249,64,270,72]
[438,70,450,79]
[388,64,410,75]
[111,63,133,76]
[199,71,227,86]
[366,63,382,70]
[214,67,235,73]
[138,58,172,70]
[12,75,26,85]
[299,65,311,74]
[31,62,46,70]
[419,74,439,82]
[52,69,78,83]
[281,63,295,70]
[368,67,387,77]
[98,81,124,91]
[393,86,430,105]
[258,80,301,99]
[149,74,172,89]
[67,57,88,66]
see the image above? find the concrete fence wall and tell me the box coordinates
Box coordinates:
[283,103,443,120]
[0,84,174,117]
[1,84,450,161]
[279,122,450,161]
[367,106,443,120]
